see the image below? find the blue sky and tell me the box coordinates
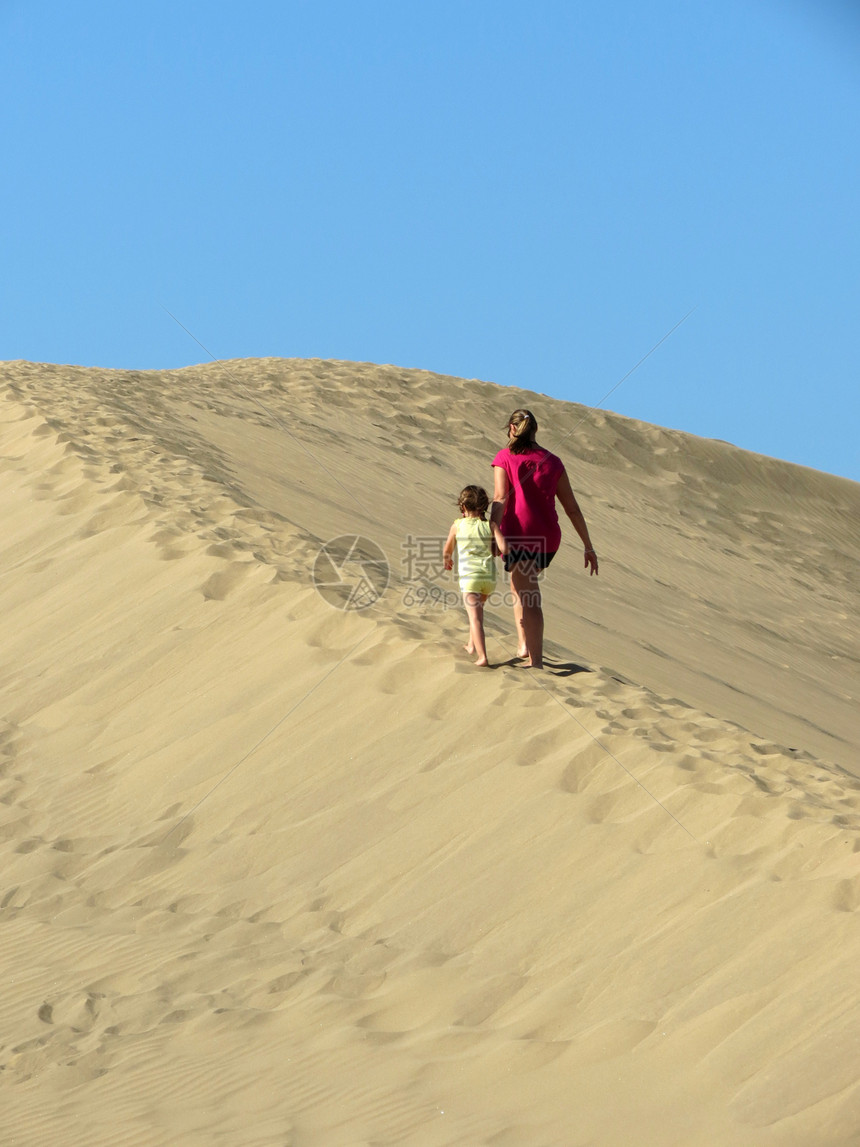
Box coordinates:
[2,0,858,481]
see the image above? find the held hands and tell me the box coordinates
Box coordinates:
[584,548,598,576]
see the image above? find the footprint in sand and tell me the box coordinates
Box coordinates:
[199,561,254,601]
[833,869,860,910]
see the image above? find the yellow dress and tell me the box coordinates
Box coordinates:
[454,517,496,595]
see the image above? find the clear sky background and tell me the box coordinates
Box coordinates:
[2,0,858,481]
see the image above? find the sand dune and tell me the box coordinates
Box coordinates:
[1,357,859,1146]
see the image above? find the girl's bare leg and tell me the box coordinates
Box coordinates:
[464,592,489,666]
[510,566,543,667]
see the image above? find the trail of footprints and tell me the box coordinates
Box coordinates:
[372,585,860,863]
[5,378,322,605]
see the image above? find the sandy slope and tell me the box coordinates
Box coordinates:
[1,357,859,1146]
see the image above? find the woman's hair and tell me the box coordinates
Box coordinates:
[457,485,490,517]
[506,408,538,454]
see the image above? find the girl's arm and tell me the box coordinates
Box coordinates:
[491,522,509,556]
[443,522,458,571]
[556,469,598,575]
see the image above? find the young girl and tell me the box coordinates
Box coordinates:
[443,485,508,667]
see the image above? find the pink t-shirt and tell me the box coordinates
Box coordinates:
[492,446,565,552]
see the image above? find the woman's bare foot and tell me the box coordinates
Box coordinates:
[526,659,543,669]
[464,642,475,655]
[474,654,489,667]
[516,646,528,659]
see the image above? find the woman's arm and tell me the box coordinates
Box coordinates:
[490,466,510,526]
[556,469,598,575]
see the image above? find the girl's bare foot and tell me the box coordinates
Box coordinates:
[464,643,475,655]
[516,646,528,659]
[474,655,489,667]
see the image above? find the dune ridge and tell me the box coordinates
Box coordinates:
[1,357,859,1146]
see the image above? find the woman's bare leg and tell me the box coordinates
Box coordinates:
[510,585,528,657]
[511,566,543,667]
[464,592,489,666]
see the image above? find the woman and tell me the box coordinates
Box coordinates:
[492,408,598,668]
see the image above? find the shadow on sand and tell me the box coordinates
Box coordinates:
[543,658,591,677]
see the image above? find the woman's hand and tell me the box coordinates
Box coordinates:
[584,548,598,576]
